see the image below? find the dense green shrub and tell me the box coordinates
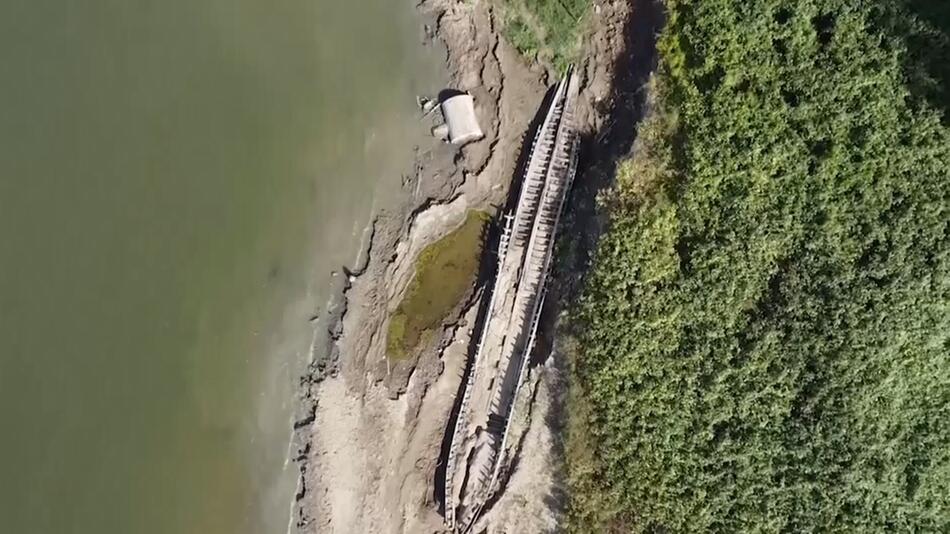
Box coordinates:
[568,0,950,531]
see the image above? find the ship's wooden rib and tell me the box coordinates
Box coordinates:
[444,67,579,532]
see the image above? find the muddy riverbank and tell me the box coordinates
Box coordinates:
[290,1,647,532]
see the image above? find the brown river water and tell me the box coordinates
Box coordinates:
[0,1,442,532]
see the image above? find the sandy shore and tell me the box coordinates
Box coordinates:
[289,1,641,532]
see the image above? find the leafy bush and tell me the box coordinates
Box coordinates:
[568,0,950,531]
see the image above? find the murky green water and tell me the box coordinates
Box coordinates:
[0,1,441,533]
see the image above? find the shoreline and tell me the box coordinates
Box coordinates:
[290,1,638,531]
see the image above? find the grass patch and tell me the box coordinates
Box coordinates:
[386,210,489,360]
[499,0,589,73]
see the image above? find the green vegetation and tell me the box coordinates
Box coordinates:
[498,0,588,73]
[568,0,950,532]
[386,211,488,359]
